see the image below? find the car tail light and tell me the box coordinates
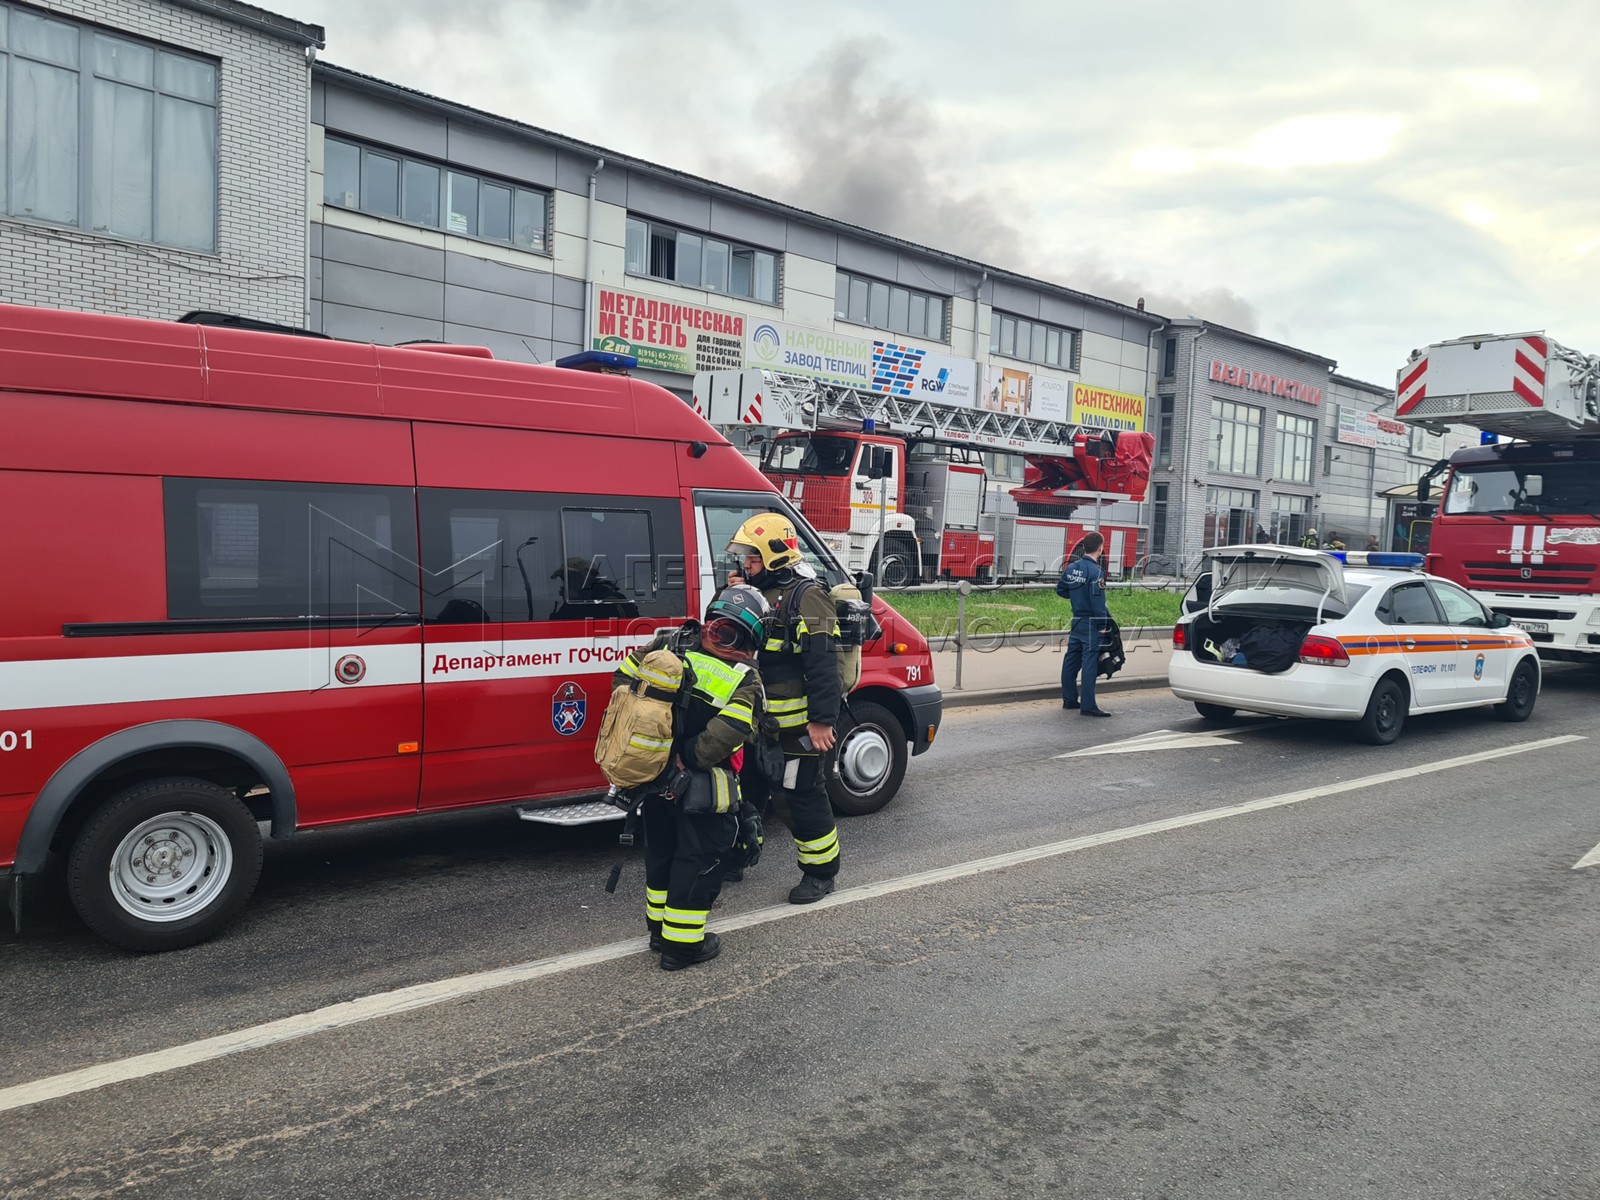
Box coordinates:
[1172,623,1187,649]
[1298,635,1350,667]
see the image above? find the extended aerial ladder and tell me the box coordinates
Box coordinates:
[693,368,1154,580]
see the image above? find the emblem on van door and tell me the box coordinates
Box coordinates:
[334,654,367,685]
[552,681,587,736]
[1475,654,1485,680]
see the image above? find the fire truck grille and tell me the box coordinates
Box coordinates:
[1463,560,1596,589]
[1487,606,1578,621]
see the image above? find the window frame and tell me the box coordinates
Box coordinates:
[2,4,220,252]
[834,269,947,343]
[1208,398,1264,476]
[1274,412,1316,484]
[990,310,1076,369]
[323,134,551,256]
[624,213,779,304]
[1155,394,1175,470]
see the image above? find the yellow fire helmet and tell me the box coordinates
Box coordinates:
[727,512,802,572]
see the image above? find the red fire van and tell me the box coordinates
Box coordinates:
[0,305,941,950]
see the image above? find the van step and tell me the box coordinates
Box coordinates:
[516,800,624,827]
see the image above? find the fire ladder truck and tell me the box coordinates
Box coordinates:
[1394,331,1600,660]
[693,369,1155,583]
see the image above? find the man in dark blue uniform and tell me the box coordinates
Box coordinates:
[1057,531,1113,718]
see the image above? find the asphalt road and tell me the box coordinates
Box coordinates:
[4,668,1600,1199]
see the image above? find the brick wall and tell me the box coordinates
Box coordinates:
[0,0,309,325]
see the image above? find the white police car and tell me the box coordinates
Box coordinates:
[1168,545,1540,744]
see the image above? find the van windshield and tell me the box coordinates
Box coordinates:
[764,434,856,477]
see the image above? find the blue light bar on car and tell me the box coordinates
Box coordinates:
[1326,550,1425,569]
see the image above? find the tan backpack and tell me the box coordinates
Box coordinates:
[779,577,879,693]
[593,645,688,790]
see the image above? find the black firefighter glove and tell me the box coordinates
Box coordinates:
[736,801,764,870]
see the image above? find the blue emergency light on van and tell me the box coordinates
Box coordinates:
[555,350,638,372]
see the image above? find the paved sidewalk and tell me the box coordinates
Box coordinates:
[934,627,1174,708]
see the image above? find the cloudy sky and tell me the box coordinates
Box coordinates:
[285,0,1599,386]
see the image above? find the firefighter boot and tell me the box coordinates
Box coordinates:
[788,874,835,904]
[660,932,722,971]
[647,919,666,954]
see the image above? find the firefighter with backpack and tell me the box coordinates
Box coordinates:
[605,585,769,970]
[725,513,844,905]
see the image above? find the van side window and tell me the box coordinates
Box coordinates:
[419,490,686,623]
[164,479,419,621]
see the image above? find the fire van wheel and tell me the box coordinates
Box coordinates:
[1494,658,1539,722]
[826,701,909,817]
[1194,702,1236,722]
[1356,677,1407,746]
[66,777,264,953]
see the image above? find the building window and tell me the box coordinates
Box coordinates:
[1,5,218,251]
[1155,394,1175,470]
[1204,486,1258,548]
[1161,336,1178,378]
[625,215,778,304]
[1208,399,1263,476]
[1150,482,1169,556]
[324,136,549,253]
[1274,412,1316,484]
[835,271,946,342]
[1271,494,1312,544]
[990,311,1075,368]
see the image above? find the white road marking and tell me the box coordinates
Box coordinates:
[0,732,1582,1116]
[1574,839,1600,871]
[1057,729,1242,757]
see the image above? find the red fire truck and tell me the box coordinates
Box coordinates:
[1396,331,1600,660]
[692,370,1154,583]
[0,305,941,951]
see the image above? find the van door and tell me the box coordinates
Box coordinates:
[413,423,689,810]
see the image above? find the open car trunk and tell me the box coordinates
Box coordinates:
[1183,544,1344,674]
[1187,611,1314,673]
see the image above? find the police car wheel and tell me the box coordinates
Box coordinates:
[1194,702,1236,722]
[66,776,264,953]
[1493,658,1538,722]
[826,701,908,817]
[1356,677,1407,746]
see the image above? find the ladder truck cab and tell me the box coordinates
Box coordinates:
[693,369,1154,584]
[1395,331,1600,661]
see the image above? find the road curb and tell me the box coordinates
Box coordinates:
[943,675,1170,709]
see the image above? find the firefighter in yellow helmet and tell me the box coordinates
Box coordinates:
[726,513,842,903]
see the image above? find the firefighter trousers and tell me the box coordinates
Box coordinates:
[741,753,840,880]
[642,795,736,952]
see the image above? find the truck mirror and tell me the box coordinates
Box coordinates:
[860,447,891,480]
[1416,477,1430,503]
[1523,473,1543,498]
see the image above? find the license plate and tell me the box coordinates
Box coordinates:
[1514,620,1549,634]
